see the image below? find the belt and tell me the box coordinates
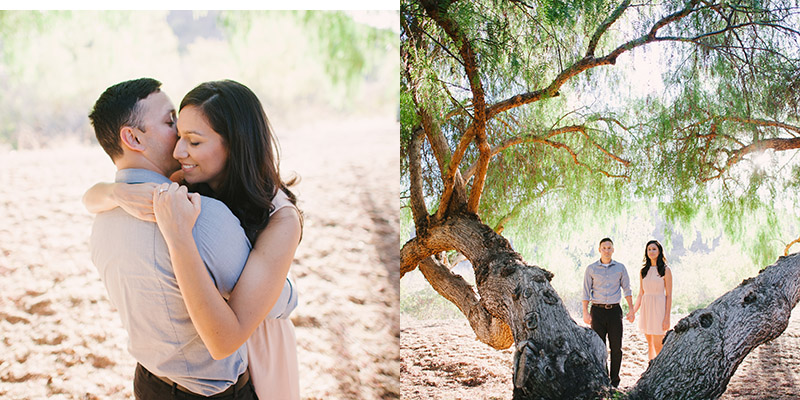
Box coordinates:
[592,303,619,309]
[155,369,250,398]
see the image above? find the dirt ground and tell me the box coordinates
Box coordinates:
[0,117,400,399]
[401,308,800,399]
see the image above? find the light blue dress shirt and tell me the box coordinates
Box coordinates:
[90,169,294,396]
[582,259,632,305]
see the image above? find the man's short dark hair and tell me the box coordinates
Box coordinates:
[88,78,162,160]
[599,237,613,246]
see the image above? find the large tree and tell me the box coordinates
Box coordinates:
[401,0,800,398]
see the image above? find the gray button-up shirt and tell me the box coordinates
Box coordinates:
[582,259,632,305]
[90,168,293,396]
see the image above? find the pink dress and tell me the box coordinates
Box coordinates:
[246,190,300,400]
[638,266,667,335]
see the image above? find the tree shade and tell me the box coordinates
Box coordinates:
[401,0,800,398]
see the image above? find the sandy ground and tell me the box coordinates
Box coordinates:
[0,117,400,399]
[401,308,800,399]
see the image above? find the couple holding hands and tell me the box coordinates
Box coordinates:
[581,238,673,387]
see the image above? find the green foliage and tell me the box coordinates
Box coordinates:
[401,0,800,302]
[0,10,398,148]
[217,10,397,111]
[400,90,420,175]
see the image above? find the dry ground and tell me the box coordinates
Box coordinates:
[401,308,800,399]
[0,117,400,399]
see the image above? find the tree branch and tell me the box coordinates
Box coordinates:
[408,125,429,229]
[586,0,632,57]
[486,0,703,119]
[419,0,491,216]
[493,186,555,233]
[419,255,513,349]
[785,234,800,256]
[401,225,454,277]
[723,116,800,136]
[541,137,631,180]
[702,136,800,182]
[417,23,465,67]
[463,124,631,181]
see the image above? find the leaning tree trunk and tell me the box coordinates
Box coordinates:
[628,252,800,399]
[410,212,612,399]
[403,209,800,399]
[418,255,514,349]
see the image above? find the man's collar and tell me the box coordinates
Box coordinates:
[598,259,615,267]
[115,168,172,185]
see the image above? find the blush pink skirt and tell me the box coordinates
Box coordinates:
[246,319,300,400]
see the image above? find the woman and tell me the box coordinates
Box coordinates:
[84,80,302,399]
[631,240,672,360]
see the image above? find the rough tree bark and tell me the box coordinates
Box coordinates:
[628,253,800,399]
[406,212,800,399]
[404,212,612,399]
[401,0,800,398]
[418,255,514,349]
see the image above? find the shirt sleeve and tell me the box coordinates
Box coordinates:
[192,196,252,298]
[265,277,298,319]
[582,265,593,301]
[194,196,296,318]
[620,264,632,298]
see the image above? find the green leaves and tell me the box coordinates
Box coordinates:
[402,0,800,264]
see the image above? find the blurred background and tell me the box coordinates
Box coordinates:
[0,10,400,400]
[0,10,397,149]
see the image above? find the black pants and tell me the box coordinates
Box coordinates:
[591,304,623,386]
[134,363,258,400]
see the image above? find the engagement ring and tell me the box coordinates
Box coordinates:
[158,188,168,193]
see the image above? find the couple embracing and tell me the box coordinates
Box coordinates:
[581,238,673,387]
[85,78,301,399]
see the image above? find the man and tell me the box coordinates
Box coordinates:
[581,237,634,388]
[88,78,294,399]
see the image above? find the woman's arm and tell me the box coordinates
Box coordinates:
[632,274,644,314]
[83,181,158,221]
[153,182,301,360]
[83,182,121,213]
[663,267,673,331]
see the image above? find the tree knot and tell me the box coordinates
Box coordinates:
[699,312,714,328]
[500,262,517,277]
[542,288,559,305]
[743,291,757,305]
[525,311,538,330]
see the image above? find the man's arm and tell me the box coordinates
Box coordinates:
[582,266,593,325]
[620,265,634,321]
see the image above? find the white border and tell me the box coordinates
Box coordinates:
[0,1,399,10]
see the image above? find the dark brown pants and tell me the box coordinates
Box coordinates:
[134,363,258,400]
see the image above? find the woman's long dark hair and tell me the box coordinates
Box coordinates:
[641,240,666,278]
[180,80,301,243]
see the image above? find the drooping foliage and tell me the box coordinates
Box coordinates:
[401,0,800,264]
[0,10,398,148]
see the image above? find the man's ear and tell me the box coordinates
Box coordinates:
[120,126,145,152]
